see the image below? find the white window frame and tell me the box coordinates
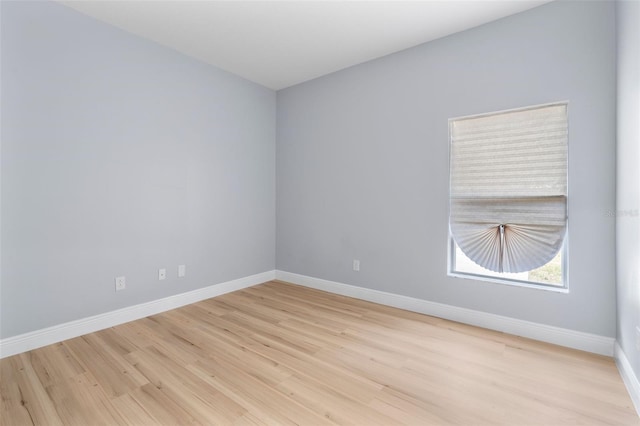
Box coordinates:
[447,102,569,292]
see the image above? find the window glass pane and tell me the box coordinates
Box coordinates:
[453,243,563,287]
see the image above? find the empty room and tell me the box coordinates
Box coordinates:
[1,0,639,424]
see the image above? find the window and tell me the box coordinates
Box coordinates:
[448,103,568,289]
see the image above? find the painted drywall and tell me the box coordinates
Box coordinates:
[616,0,640,380]
[277,0,617,336]
[0,1,275,338]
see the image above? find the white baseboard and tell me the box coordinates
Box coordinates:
[1,269,616,360]
[615,342,640,416]
[276,270,615,357]
[0,270,275,359]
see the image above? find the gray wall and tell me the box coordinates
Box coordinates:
[277,0,617,336]
[0,0,622,342]
[1,1,276,338]
[616,0,640,377]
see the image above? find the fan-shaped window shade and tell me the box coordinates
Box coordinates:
[449,103,567,274]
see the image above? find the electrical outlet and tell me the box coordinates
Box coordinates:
[158,268,166,281]
[178,264,186,278]
[636,326,640,352]
[115,276,126,291]
[353,259,360,272]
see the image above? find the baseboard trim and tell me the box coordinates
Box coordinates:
[1,269,616,359]
[615,343,640,415]
[275,270,615,356]
[0,270,275,359]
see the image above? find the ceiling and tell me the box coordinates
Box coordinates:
[60,0,552,90]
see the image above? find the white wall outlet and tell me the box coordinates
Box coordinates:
[178,264,186,278]
[636,326,640,352]
[115,276,126,291]
[353,259,360,272]
[158,268,166,281]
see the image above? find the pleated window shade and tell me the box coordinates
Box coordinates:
[449,103,568,274]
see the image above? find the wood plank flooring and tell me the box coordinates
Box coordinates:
[1,280,638,425]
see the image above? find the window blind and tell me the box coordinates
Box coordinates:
[449,103,568,273]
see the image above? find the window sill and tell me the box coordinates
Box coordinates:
[448,271,569,293]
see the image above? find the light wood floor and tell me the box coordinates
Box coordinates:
[1,281,638,425]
